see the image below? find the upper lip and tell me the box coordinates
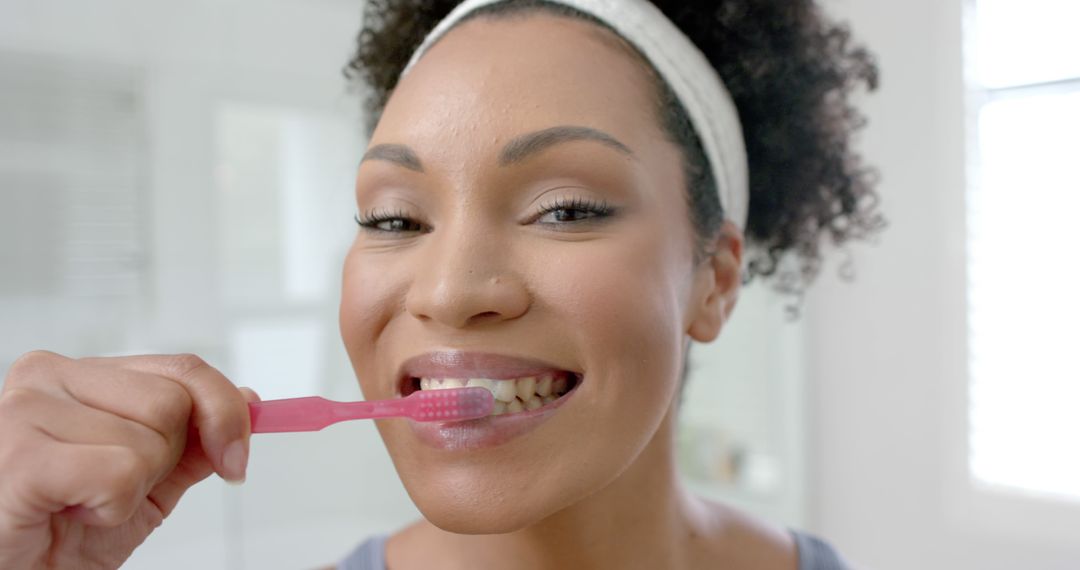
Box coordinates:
[397,350,576,385]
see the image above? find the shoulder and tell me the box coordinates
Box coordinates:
[689,500,798,569]
[790,529,854,570]
[691,499,853,569]
[337,533,390,570]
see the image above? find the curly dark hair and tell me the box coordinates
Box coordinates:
[343,0,884,295]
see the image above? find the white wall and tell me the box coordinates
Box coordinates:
[807,0,1080,568]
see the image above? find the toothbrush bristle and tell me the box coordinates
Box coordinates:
[411,387,494,422]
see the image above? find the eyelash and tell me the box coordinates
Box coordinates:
[534,197,615,224]
[353,198,616,234]
[355,209,426,233]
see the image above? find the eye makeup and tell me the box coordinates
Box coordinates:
[355,209,428,234]
[532,196,618,225]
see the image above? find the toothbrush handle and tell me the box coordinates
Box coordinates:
[249,397,408,433]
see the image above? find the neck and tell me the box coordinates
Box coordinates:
[429,405,720,570]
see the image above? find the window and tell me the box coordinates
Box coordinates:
[967,0,1080,502]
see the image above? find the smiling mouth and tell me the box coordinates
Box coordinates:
[401,372,580,416]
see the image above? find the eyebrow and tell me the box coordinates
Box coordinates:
[361,144,425,173]
[498,125,636,166]
[361,125,636,173]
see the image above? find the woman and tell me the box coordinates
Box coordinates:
[0,0,881,568]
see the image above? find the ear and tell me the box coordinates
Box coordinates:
[686,221,744,343]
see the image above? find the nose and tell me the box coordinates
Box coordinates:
[404,227,530,329]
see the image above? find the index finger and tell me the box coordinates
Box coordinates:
[84,354,251,483]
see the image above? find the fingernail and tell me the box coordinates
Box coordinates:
[222,439,248,483]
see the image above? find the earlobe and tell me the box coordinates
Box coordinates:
[686,222,743,343]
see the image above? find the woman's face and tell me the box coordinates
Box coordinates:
[340,13,735,533]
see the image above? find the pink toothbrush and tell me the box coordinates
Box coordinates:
[249,387,494,433]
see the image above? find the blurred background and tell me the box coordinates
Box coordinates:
[0,0,1077,568]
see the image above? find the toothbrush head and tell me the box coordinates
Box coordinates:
[407,387,494,422]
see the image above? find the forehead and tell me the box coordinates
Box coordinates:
[372,13,663,165]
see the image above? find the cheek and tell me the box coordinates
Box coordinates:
[544,230,688,372]
[339,244,406,396]
[532,230,689,439]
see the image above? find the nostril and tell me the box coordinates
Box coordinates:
[468,311,502,324]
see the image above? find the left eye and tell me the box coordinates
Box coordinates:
[535,199,614,225]
[538,207,603,223]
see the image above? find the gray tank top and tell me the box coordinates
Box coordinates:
[338,529,852,569]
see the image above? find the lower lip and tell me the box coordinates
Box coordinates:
[407,386,578,450]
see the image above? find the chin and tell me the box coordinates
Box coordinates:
[406,481,559,535]
[388,443,599,536]
[421,505,533,535]
[374,386,617,537]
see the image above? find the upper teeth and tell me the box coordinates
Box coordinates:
[419,375,571,415]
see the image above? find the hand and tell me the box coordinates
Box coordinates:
[0,351,258,570]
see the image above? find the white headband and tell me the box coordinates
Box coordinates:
[400,0,750,229]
